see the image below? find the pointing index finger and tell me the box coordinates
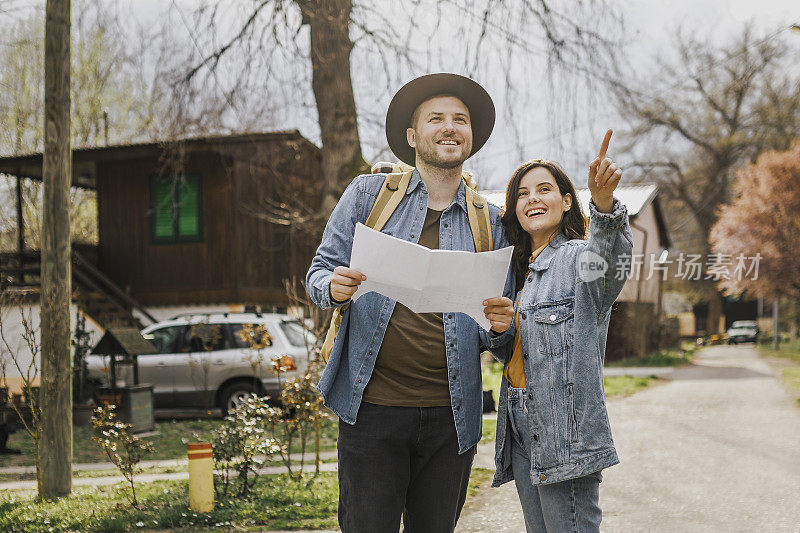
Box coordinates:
[597,129,613,160]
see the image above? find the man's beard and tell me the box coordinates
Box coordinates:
[416,142,469,170]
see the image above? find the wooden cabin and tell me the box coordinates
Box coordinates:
[0,131,322,330]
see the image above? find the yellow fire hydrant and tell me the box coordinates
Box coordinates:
[188,442,214,512]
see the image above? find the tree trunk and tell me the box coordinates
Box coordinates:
[297,0,368,218]
[40,0,72,499]
[706,290,723,335]
[786,299,798,341]
[699,234,724,336]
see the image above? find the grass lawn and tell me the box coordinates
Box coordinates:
[482,362,504,405]
[781,368,800,407]
[0,466,494,532]
[481,422,497,443]
[757,339,800,363]
[0,474,340,532]
[0,417,340,469]
[467,467,494,497]
[603,375,660,397]
[606,344,696,368]
[757,339,800,407]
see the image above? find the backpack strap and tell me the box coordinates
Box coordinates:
[365,171,413,231]
[387,162,491,251]
[464,184,493,252]
[321,170,413,363]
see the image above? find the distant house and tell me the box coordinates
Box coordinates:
[0,131,322,332]
[482,184,671,361]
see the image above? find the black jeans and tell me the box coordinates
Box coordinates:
[337,402,476,533]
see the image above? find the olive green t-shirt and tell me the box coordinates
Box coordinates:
[362,208,450,407]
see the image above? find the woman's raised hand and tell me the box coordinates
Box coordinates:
[588,129,622,213]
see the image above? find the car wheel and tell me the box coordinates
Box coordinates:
[220,381,259,415]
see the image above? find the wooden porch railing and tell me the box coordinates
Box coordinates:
[0,247,156,329]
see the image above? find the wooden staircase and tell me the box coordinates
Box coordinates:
[71,251,157,330]
[0,247,157,331]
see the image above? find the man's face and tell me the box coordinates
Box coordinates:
[406,95,473,169]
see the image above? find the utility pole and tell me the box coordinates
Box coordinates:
[40,0,72,498]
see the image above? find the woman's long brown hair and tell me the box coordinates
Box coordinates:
[501,159,587,288]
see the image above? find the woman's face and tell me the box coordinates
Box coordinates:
[514,166,572,247]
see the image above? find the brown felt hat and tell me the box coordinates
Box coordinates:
[385,73,495,166]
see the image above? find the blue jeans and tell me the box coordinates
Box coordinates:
[507,387,603,532]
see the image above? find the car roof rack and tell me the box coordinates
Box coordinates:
[167,311,263,320]
[167,312,224,320]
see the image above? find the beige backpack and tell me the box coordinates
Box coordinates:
[320,166,493,363]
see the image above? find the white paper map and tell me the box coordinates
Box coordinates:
[349,223,513,331]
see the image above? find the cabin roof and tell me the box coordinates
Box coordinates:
[0,130,319,189]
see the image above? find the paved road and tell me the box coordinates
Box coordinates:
[457,345,800,532]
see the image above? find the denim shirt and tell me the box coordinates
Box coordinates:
[306,170,514,454]
[490,198,634,486]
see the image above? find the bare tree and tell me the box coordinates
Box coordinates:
[176,0,624,234]
[0,1,205,253]
[0,1,189,156]
[0,292,43,489]
[186,320,223,413]
[615,27,800,332]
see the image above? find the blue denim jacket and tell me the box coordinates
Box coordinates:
[306,170,514,453]
[490,198,633,486]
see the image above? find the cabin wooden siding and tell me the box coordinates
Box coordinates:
[228,140,322,304]
[96,150,235,305]
[94,135,321,307]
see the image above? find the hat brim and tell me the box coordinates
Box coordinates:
[385,73,495,167]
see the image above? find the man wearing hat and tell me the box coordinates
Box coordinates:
[306,73,514,532]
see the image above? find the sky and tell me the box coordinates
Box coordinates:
[472,0,800,190]
[1,0,798,191]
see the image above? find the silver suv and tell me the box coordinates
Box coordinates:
[86,312,315,413]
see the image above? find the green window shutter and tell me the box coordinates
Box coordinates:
[177,176,201,238]
[153,180,175,239]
